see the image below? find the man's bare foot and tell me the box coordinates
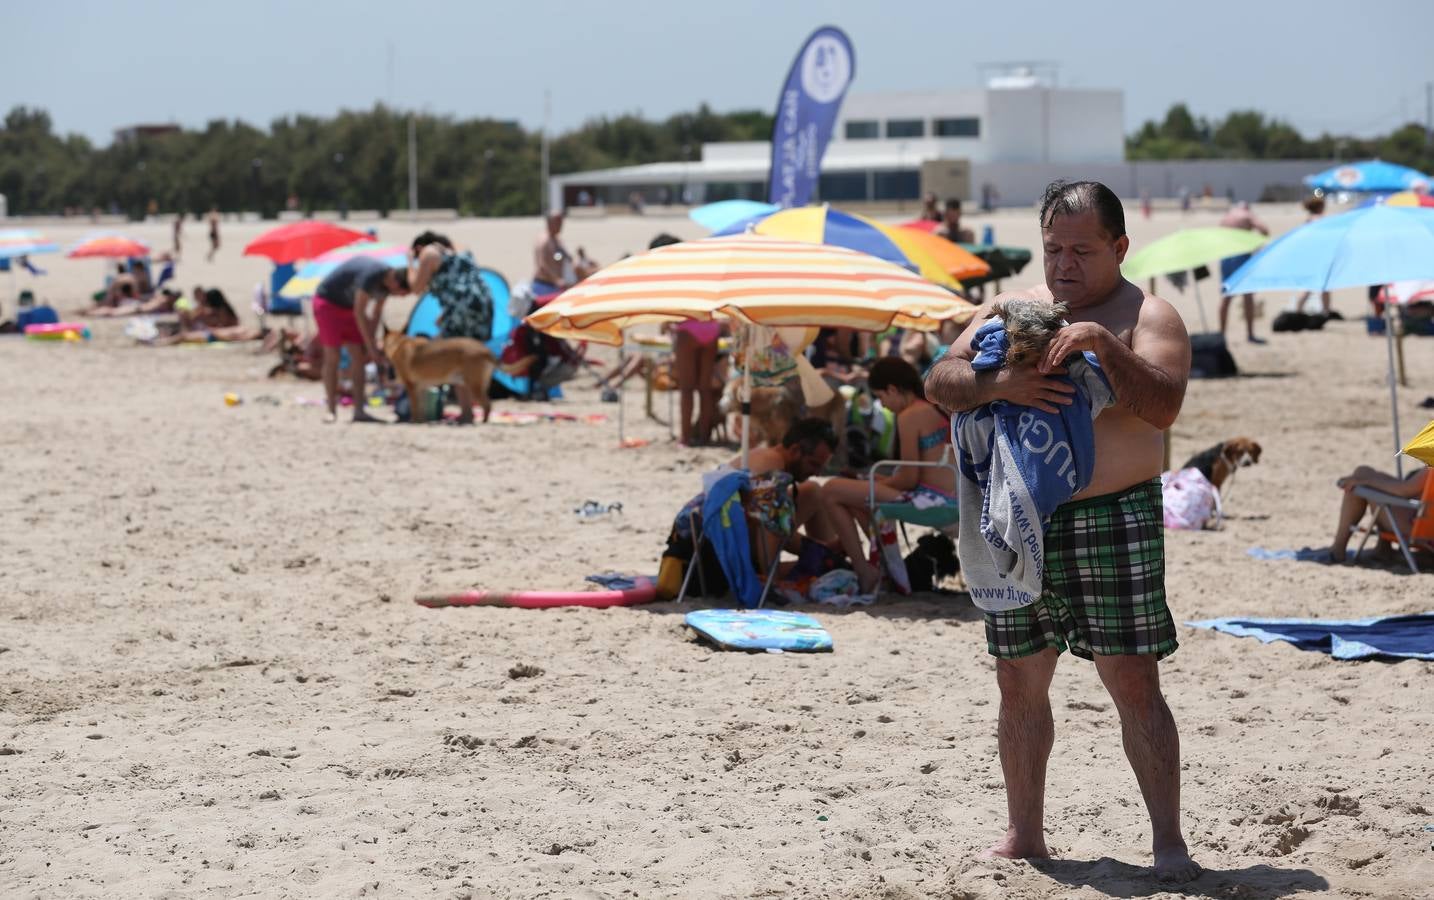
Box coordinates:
[322,411,338,424]
[352,409,385,424]
[1154,843,1201,883]
[980,829,1050,861]
[854,562,882,595]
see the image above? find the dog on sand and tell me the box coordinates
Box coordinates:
[1180,437,1262,490]
[383,330,499,424]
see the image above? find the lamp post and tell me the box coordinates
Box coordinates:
[333,152,346,219]
[251,157,263,218]
[482,147,495,217]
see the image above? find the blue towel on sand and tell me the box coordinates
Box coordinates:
[953,318,1114,612]
[1188,613,1434,661]
[701,469,762,608]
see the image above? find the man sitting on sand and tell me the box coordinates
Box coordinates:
[926,180,1200,883]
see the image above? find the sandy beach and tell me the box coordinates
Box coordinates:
[2,207,1432,899]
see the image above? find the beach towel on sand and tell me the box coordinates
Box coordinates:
[953,319,1114,612]
[1188,612,1434,661]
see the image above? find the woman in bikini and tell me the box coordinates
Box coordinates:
[818,356,957,593]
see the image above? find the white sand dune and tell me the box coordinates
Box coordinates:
[2,207,1432,898]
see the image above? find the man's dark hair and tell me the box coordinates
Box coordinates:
[411,231,453,253]
[391,268,410,292]
[945,198,962,212]
[648,233,682,249]
[1038,180,1126,239]
[781,417,838,453]
[869,356,925,398]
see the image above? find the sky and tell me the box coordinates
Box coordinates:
[7,0,1432,147]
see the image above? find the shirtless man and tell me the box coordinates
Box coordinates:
[925,181,1199,883]
[532,211,572,295]
[737,417,837,549]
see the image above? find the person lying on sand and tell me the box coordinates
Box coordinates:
[90,286,184,318]
[1328,464,1430,563]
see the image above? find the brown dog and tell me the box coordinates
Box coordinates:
[1181,437,1262,489]
[383,331,498,424]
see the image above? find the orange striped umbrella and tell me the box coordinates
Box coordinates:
[527,234,977,346]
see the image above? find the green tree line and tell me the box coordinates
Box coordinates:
[0,103,773,219]
[1128,103,1434,173]
[3,101,1430,219]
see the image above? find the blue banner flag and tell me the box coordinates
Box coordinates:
[766,26,856,209]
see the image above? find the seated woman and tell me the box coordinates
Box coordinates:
[818,357,956,593]
[154,288,261,344]
[1329,464,1431,563]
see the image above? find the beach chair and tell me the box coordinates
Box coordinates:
[1352,471,1434,574]
[675,483,790,609]
[866,452,961,536]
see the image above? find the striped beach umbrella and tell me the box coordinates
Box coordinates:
[0,229,60,260]
[278,242,409,299]
[527,234,977,346]
[67,234,151,259]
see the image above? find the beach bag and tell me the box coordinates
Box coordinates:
[434,252,494,342]
[1161,467,1221,530]
[1188,333,1238,379]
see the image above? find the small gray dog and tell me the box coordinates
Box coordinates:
[988,297,1069,367]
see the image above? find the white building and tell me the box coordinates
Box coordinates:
[549,81,1326,210]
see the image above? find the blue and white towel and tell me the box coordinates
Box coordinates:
[953,319,1115,611]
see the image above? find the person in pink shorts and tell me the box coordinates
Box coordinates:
[312,256,411,423]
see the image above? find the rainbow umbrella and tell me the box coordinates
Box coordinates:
[243,220,368,265]
[278,242,409,299]
[0,229,60,260]
[714,205,962,289]
[67,234,150,259]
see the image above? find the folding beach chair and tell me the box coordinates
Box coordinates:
[675,482,791,609]
[866,451,961,540]
[1353,470,1434,574]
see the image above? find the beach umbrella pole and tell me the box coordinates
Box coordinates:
[617,342,626,447]
[740,325,752,469]
[1385,306,1404,477]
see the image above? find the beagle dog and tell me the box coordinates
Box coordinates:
[1181,438,1262,490]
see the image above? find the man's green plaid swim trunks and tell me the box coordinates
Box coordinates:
[984,477,1178,660]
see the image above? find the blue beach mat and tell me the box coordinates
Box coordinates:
[1246,546,1334,563]
[684,609,833,653]
[1188,612,1434,661]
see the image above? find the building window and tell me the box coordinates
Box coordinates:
[818,172,869,202]
[934,117,980,138]
[844,120,879,140]
[885,119,925,139]
[873,170,920,201]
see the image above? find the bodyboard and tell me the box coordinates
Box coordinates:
[684,609,833,652]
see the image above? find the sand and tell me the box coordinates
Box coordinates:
[1,207,1432,899]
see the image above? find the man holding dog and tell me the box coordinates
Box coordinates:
[312,255,411,423]
[925,181,1199,883]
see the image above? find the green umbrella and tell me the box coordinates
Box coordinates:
[1122,227,1267,281]
[1121,227,1267,331]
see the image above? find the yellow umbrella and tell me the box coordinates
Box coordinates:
[527,234,977,346]
[1403,419,1434,467]
[853,213,991,282]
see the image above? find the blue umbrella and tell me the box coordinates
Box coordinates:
[1223,202,1434,470]
[1304,159,1430,195]
[0,229,60,260]
[689,199,778,233]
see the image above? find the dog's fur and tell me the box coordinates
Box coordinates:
[1181,437,1262,490]
[383,331,498,424]
[904,531,960,593]
[989,297,1069,367]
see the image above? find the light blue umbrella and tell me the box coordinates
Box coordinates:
[689,199,778,233]
[1223,202,1434,471]
[0,229,60,259]
[1304,159,1430,194]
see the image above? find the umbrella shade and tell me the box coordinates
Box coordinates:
[1121,227,1268,281]
[715,205,960,289]
[0,229,59,260]
[1304,159,1431,194]
[243,220,369,264]
[67,235,150,258]
[1403,420,1434,467]
[278,242,409,299]
[1224,204,1434,295]
[526,234,977,346]
[690,200,778,232]
[958,243,1033,287]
